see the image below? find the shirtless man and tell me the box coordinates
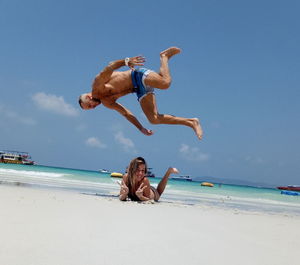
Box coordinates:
[78,47,203,140]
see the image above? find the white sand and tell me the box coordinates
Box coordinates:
[1,185,299,265]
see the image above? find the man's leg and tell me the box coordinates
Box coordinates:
[141,47,203,140]
[140,94,203,140]
[144,47,181,89]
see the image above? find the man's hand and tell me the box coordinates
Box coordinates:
[141,127,154,136]
[127,56,145,70]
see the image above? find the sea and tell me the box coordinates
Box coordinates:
[1,163,300,216]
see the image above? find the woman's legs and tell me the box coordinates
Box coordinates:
[154,167,179,201]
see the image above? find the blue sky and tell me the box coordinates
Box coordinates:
[1,0,299,186]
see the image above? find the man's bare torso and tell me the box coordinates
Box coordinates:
[91,70,134,104]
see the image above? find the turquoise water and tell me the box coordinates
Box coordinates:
[1,163,300,215]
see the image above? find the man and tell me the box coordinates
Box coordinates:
[78,47,203,140]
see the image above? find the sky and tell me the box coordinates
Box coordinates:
[1,0,299,186]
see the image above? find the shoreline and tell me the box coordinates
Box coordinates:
[1,179,300,217]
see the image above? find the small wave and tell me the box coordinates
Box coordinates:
[163,188,300,209]
[0,168,119,193]
[0,168,68,178]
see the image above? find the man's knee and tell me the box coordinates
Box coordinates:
[147,114,161,124]
[159,78,171,89]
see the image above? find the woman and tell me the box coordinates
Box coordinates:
[119,157,179,202]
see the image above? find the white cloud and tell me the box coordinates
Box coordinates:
[179,143,210,162]
[0,105,36,125]
[32,92,79,117]
[85,137,107,149]
[114,131,137,153]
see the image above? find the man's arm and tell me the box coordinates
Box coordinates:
[103,101,153,136]
[94,56,145,84]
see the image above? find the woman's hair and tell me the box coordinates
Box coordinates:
[127,157,148,198]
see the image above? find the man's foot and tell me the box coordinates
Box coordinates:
[160,47,181,59]
[192,118,203,140]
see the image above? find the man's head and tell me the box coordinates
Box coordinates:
[78,93,101,110]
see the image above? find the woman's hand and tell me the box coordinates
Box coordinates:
[135,182,147,200]
[120,180,129,195]
[118,180,129,200]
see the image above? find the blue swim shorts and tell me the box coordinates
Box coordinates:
[131,68,154,101]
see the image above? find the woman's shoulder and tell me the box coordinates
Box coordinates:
[142,177,150,185]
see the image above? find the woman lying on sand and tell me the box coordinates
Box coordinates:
[119,157,179,202]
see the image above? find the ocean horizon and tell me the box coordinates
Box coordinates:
[1,163,300,216]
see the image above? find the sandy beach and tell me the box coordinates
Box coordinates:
[1,184,299,265]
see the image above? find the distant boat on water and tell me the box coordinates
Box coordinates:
[171,175,192,181]
[280,190,299,196]
[277,185,300,192]
[146,168,155,178]
[201,182,214,187]
[110,172,123,178]
[0,150,35,165]
[99,169,110,174]
[111,167,155,178]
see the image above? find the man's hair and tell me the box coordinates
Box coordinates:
[78,95,83,109]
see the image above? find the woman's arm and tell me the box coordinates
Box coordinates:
[119,175,129,201]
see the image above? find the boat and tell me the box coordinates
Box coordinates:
[99,169,110,174]
[277,185,300,192]
[201,182,214,187]
[120,167,155,178]
[111,172,123,178]
[280,190,299,196]
[172,175,192,181]
[0,150,35,165]
[146,168,155,178]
